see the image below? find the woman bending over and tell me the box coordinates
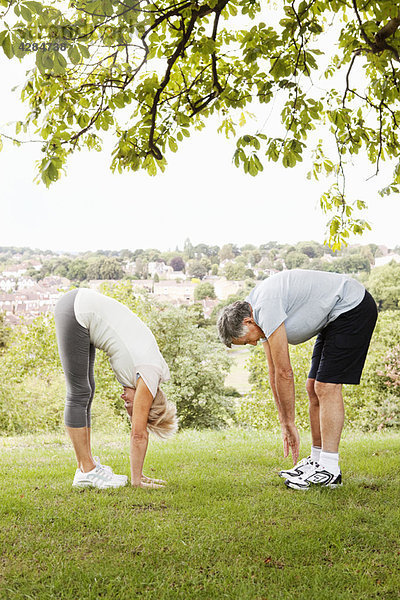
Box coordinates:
[54,288,177,489]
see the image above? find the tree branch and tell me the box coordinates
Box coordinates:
[342,50,360,106]
[352,1,400,61]
[148,0,229,159]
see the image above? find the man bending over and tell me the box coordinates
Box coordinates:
[217,269,377,490]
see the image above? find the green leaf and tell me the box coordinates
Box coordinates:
[0,136,3,151]
[20,5,33,21]
[168,137,178,152]
[102,0,113,16]
[53,51,67,75]
[78,113,90,128]
[47,161,58,182]
[78,44,90,59]
[1,32,14,59]
[228,3,237,16]
[37,51,54,72]
[68,45,81,65]
[25,1,42,13]
[253,155,263,172]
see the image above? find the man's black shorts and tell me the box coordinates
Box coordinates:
[308,290,378,385]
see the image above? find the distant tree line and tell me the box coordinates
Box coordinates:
[1,240,400,310]
[27,256,125,281]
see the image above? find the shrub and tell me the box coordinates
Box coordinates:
[377,344,400,394]
[194,282,216,301]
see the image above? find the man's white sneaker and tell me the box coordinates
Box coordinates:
[279,456,315,479]
[93,456,128,484]
[72,465,128,489]
[285,464,342,491]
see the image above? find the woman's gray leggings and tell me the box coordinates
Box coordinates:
[54,290,96,428]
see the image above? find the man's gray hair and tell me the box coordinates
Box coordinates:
[217,301,252,348]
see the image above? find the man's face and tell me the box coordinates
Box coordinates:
[232,319,264,346]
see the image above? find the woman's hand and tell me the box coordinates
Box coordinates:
[141,474,167,485]
[121,387,135,420]
[132,480,165,489]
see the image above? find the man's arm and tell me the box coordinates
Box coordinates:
[264,323,300,464]
[130,377,153,486]
[262,340,281,421]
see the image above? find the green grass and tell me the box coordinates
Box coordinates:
[0,429,399,600]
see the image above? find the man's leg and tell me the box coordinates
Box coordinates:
[306,378,321,448]
[314,381,344,453]
[284,380,343,489]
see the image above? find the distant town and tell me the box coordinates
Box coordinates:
[1,240,399,326]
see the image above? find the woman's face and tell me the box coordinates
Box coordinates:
[121,387,135,419]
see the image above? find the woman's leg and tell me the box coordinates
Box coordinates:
[84,343,96,468]
[54,291,95,473]
[66,426,95,472]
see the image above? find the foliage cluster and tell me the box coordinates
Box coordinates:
[193,281,216,301]
[28,254,125,281]
[366,260,400,310]
[378,345,400,394]
[2,2,400,245]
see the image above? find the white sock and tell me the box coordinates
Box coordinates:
[311,446,321,463]
[319,451,340,476]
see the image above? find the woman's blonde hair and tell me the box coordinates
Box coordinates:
[147,388,178,439]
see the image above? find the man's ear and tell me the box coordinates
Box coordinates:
[243,316,255,325]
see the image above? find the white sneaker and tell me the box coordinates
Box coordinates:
[279,456,315,479]
[285,463,342,491]
[93,456,128,484]
[72,465,128,489]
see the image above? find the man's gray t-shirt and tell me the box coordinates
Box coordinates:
[246,269,365,345]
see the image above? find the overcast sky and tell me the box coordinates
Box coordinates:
[1,40,399,254]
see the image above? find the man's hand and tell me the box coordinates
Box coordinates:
[281,422,300,465]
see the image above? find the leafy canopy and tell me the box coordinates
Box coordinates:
[1,0,400,247]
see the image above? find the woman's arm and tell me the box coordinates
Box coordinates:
[129,377,154,486]
[122,386,166,487]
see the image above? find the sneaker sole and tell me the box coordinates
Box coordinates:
[311,481,343,489]
[285,480,343,491]
[279,470,304,479]
[284,479,310,491]
[72,480,127,489]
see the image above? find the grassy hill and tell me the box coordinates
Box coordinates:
[0,429,399,599]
